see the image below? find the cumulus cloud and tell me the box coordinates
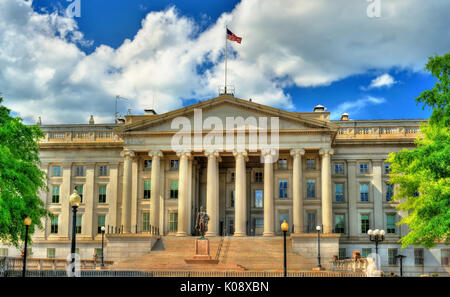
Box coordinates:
[0,0,449,124]
[362,73,397,90]
[330,96,386,120]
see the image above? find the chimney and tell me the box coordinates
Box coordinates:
[89,115,95,124]
[340,113,349,121]
[144,109,157,115]
[313,104,326,112]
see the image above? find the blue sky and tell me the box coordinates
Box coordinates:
[2,0,448,124]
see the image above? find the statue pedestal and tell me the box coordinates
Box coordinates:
[185,239,219,264]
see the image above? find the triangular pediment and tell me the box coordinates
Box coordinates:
[115,95,337,134]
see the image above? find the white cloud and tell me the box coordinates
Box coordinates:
[331,96,386,120]
[0,0,448,124]
[363,73,397,90]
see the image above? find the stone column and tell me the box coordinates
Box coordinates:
[320,148,334,234]
[176,150,191,236]
[83,163,95,237]
[107,163,119,229]
[60,162,72,238]
[233,150,248,237]
[372,160,383,229]
[205,150,220,236]
[291,148,305,234]
[149,151,163,230]
[121,149,135,233]
[262,149,275,236]
[347,161,358,237]
[131,157,139,232]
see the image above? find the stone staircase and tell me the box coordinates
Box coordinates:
[110,236,316,271]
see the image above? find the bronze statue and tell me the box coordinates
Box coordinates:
[195,206,209,239]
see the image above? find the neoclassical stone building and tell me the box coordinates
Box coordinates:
[1,94,448,275]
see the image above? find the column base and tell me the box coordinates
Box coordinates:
[176,231,188,237]
[263,232,275,237]
[233,232,246,237]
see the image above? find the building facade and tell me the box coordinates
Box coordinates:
[1,94,448,275]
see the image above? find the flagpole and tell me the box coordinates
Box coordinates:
[224,25,228,94]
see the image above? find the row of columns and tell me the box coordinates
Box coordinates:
[120,148,334,236]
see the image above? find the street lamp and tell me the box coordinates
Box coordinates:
[22,217,32,277]
[396,254,406,277]
[316,225,322,269]
[100,226,106,268]
[69,190,81,276]
[281,220,289,277]
[368,229,385,255]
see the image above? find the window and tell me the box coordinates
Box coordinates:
[53,166,61,177]
[142,213,150,232]
[0,248,8,257]
[359,163,369,174]
[95,248,102,258]
[335,214,345,233]
[278,159,287,169]
[387,214,396,233]
[386,183,394,201]
[52,185,60,203]
[231,172,235,182]
[385,163,391,174]
[230,190,235,208]
[255,190,263,208]
[170,181,179,199]
[362,248,372,258]
[361,214,370,234]
[255,172,263,183]
[339,248,346,260]
[170,160,179,169]
[414,248,424,266]
[306,159,315,169]
[307,212,316,233]
[143,180,151,199]
[307,180,315,198]
[97,215,105,234]
[335,183,344,202]
[441,249,450,266]
[279,180,288,198]
[388,249,398,265]
[99,165,108,176]
[76,216,82,234]
[360,184,369,202]
[50,215,58,234]
[143,160,152,171]
[47,248,55,259]
[75,166,84,177]
[334,163,344,174]
[98,185,107,203]
[169,212,178,233]
[74,185,83,203]
[279,211,289,229]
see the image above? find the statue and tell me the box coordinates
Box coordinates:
[195,206,209,239]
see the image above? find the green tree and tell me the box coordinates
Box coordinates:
[0,95,48,247]
[387,53,450,248]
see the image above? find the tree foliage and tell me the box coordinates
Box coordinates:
[387,53,450,248]
[0,95,48,247]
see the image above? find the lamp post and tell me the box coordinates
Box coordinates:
[396,254,406,277]
[100,226,105,268]
[22,217,32,277]
[69,190,81,276]
[281,220,289,277]
[316,225,322,269]
[367,229,385,255]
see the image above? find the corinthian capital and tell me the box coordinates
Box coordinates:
[148,150,163,158]
[290,148,305,157]
[121,149,135,158]
[319,148,334,156]
[176,149,192,159]
[233,149,248,161]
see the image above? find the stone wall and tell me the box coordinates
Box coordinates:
[291,234,340,264]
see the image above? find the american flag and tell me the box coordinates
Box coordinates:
[227,29,242,44]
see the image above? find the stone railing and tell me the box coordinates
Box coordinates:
[326,258,368,273]
[42,131,122,143]
[2,257,113,271]
[336,126,421,140]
